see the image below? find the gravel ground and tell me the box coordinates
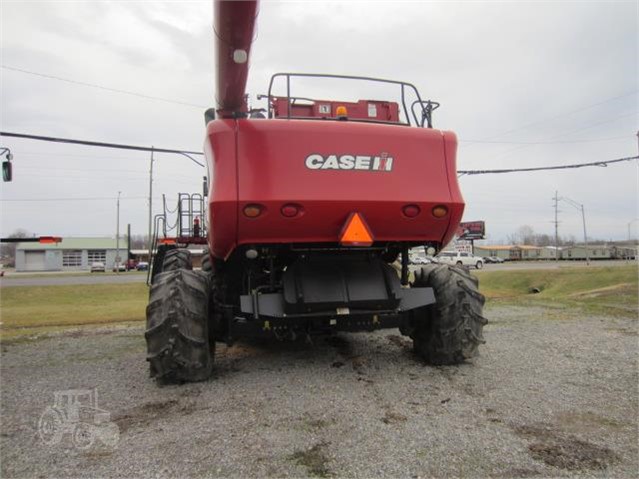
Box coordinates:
[1,305,637,478]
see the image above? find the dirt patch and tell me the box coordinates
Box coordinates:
[350,356,367,375]
[556,411,623,432]
[305,418,331,429]
[569,283,634,299]
[604,327,638,336]
[381,410,407,425]
[495,467,541,477]
[386,334,412,351]
[296,415,334,432]
[515,424,619,470]
[114,399,196,433]
[288,441,333,477]
[326,335,368,374]
[325,335,353,358]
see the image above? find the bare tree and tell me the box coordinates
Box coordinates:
[130,235,149,249]
[535,234,552,246]
[0,229,31,267]
[518,225,535,245]
[507,225,536,245]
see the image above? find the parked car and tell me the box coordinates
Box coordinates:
[483,256,504,264]
[112,263,126,272]
[436,251,484,269]
[136,262,149,271]
[409,255,434,265]
[90,262,106,273]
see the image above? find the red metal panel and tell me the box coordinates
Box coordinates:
[214,0,259,117]
[204,120,238,259]
[231,119,463,250]
[441,131,464,246]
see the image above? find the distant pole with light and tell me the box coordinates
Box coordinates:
[628,218,639,262]
[116,191,121,274]
[148,147,155,262]
[629,219,639,242]
[553,191,559,261]
[580,203,588,264]
[560,195,589,264]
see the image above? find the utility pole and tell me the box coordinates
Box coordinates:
[628,219,639,261]
[559,195,589,264]
[148,147,155,263]
[553,191,559,261]
[581,204,588,264]
[127,223,131,269]
[629,219,639,242]
[116,191,121,275]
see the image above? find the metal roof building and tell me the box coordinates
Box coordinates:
[15,237,128,272]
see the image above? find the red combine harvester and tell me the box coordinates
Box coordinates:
[145,0,486,383]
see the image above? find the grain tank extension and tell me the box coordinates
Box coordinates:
[145,0,486,383]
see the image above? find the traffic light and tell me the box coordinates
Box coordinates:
[2,150,12,182]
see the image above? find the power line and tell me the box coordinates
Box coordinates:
[0,196,177,203]
[3,131,635,178]
[459,135,629,145]
[488,111,637,161]
[1,65,208,109]
[0,131,205,167]
[458,155,638,176]
[18,166,198,181]
[0,196,150,202]
[462,90,638,147]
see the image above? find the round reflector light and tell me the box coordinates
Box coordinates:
[432,205,448,218]
[243,204,263,218]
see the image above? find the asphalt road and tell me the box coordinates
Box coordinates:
[1,260,634,287]
[480,259,636,271]
[0,273,148,287]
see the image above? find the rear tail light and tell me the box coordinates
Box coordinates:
[402,204,421,218]
[281,204,301,217]
[432,205,448,218]
[243,204,263,218]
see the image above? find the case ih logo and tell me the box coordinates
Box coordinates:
[305,153,394,172]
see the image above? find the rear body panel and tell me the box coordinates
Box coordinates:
[205,118,464,259]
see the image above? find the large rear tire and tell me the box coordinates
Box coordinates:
[411,264,487,365]
[201,247,212,273]
[150,244,175,285]
[145,269,213,383]
[163,248,193,272]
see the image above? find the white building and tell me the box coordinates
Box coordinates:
[15,237,127,272]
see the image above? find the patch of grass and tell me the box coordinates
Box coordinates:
[476,265,638,317]
[289,442,333,478]
[0,283,147,341]
[2,271,146,279]
[515,424,619,470]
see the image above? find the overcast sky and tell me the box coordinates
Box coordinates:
[1,0,637,243]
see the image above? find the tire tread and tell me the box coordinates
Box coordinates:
[412,264,487,365]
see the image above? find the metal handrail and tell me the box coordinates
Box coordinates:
[265,73,426,127]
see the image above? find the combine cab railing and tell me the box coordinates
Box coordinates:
[263,72,440,128]
[178,193,206,239]
[146,192,208,285]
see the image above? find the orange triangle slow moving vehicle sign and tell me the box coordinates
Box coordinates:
[339,212,374,247]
